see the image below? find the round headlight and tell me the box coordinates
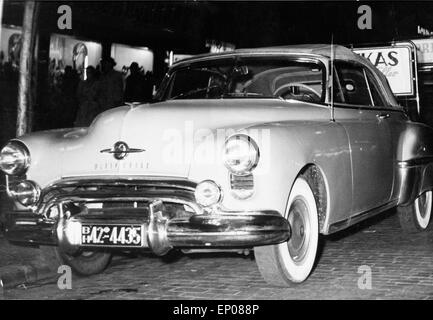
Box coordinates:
[223,135,259,175]
[10,180,41,206]
[195,180,222,207]
[0,141,30,175]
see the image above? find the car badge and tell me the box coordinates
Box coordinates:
[100,141,145,160]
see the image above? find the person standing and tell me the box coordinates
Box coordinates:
[144,70,155,102]
[58,66,79,128]
[98,57,124,112]
[74,66,101,127]
[124,62,146,103]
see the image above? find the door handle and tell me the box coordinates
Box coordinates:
[376,113,390,120]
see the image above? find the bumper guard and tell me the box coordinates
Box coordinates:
[6,200,291,255]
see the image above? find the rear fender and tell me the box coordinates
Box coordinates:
[396,122,433,205]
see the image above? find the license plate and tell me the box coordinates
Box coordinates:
[81,224,145,247]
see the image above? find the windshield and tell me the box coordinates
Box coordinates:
[157,56,326,103]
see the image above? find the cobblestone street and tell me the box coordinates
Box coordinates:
[3,209,433,300]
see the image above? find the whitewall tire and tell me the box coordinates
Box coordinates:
[398,190,432,233]
[255,177,319,286]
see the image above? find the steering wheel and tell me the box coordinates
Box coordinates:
[273,83,321,102]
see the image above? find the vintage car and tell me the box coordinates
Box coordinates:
[1,44,433,286]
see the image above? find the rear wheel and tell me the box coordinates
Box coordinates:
[398,190,432,233]
[40,246,112,276]
[255,177,319,286]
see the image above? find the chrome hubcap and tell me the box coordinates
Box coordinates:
[81,251,96,258]
[287,197,310,263]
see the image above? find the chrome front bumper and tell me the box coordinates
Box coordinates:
[5,178,291,254]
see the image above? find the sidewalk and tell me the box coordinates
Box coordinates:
[0,74,60,295]
[0,133,58,293]
[0,192,58,294]
[0,235,58,294]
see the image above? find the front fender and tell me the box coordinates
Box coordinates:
[188,120,352,234]
[13,128,86,187]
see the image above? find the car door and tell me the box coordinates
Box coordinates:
[364,68,412,203]
[333,60,394,216]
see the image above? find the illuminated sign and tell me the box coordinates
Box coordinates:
[411,39,433,64]
[353,43,415,96]
[205,40,235,53]
[417,26,433,37]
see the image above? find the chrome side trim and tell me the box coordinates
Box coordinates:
[328,200,398,234]
[398,157,433,168]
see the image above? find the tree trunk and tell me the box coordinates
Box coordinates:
[0,1,4,46]
[28,2,40,132]
[16,0,38,137]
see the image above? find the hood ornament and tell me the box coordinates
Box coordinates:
[100,141,145,160]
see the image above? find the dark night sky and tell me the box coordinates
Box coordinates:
[3,1,433,52]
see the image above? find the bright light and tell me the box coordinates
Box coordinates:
[64,220,82,246]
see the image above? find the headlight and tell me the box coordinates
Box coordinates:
[223,135,259,175]
[195,180,222,207]
[9,180,41,206]
[0,141,30,175]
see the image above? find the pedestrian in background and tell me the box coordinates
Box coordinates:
[144,70,155,102]
[75,66,101,127]
[124,62,146,103]
[58,66,79,128]
[98,57,124,112]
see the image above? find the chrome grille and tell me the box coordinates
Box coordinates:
[37,177,201,217]
[230,173,254,190]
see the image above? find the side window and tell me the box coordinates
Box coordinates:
[365,69,386,107]
[334,61,372,106]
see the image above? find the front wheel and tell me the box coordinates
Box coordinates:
[398,190,432,233]
[255,177,319,286]
[40,246,112,276]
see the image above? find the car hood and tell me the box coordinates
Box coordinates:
[21,99,330,185]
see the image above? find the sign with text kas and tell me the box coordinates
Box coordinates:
[353,43,415,96]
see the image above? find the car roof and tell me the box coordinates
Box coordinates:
[174,44,368,65]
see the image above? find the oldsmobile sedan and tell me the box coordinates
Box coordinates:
[1,44,433,286]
